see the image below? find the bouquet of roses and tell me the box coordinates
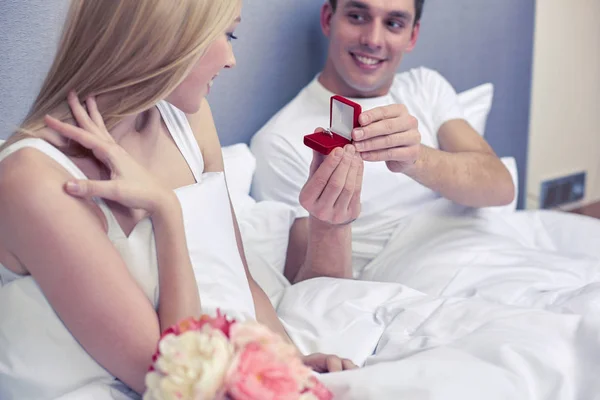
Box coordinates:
[143,311,333,400]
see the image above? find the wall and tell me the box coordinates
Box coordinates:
[0,0,70,138]
[526,0,600,209]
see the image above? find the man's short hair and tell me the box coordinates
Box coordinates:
[329,0,425,24]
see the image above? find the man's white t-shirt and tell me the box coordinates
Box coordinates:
[251,67,465,274]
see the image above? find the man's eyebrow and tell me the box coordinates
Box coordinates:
[344,1,413,22]
[388,11,412,21]
[344,1,370,11]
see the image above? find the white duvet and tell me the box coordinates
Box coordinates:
[276,201,600,400]
[32,198,600,400]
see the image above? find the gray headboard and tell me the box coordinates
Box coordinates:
[0,0,534,208]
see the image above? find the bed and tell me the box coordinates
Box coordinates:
[223,85,600,399]
[229,142,600,399]
[3,1,599,398]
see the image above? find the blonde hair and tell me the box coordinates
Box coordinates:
[2,0,240,151]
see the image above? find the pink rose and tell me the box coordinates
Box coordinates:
[225,342,302,400]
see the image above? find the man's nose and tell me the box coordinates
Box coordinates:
[359,21,385,50]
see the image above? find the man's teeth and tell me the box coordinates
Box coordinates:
[355,55,380,65]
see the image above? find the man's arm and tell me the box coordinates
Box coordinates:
[253,131,362,283]
[403,119,515,207]
[353,105,515,208]
[286,144,362,283]
[284,216,352,283]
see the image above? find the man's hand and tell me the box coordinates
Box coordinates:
[302,353,358,373]
[351,104,421,173]
[300,131,363,225]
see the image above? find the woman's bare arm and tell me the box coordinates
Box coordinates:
[0,151,160,394]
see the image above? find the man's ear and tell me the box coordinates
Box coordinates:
[321,2,334,37]
[406,21,421,52]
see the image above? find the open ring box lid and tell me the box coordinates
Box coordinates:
[304,95,362,155]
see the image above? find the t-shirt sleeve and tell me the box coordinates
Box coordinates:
[422,68,465,135]
[250,132,310,219]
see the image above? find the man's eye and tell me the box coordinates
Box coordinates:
[348,13,366,22]
[388,20,405,29]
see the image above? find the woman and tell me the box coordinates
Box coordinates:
[0,0,361,398]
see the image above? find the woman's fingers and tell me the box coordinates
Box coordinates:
[65,179,145,210]
[65,180,117,200]
[67,91,98,133]
[44,115,102,151]
[342,358,358,370]
[85,96,108,134]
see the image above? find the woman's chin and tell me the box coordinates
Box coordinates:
[168,97,205,114]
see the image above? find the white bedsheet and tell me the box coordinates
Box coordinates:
[276,203,600,399]
[279,277,600,400]
[48,203,600,399]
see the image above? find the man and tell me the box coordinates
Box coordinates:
[251,0,515,283]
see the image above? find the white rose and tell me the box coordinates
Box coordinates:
[144,326,234,400]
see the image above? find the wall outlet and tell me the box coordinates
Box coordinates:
[540,172,586,209]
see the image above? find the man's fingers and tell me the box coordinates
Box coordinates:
[358,104,407,126]
[317,145,354,208]
[361,145,419,163]
[309,149,327,177]
[353,116,419,144]
[333,152,361,211]
[300,147,343,207]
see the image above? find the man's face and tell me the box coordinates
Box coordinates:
[321,0,420,97]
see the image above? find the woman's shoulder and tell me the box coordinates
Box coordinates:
[0,142,108,249]
[0,145,75,217]
[0,143,67,189]
[0,141,97,215]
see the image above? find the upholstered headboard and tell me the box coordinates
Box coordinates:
[0,0,534,207]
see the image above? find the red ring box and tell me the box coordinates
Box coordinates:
[304,95,362,155]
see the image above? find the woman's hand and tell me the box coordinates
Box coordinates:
[44,91,174,215]
[302,352,358,373]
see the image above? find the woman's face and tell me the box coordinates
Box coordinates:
[166,14,241,114]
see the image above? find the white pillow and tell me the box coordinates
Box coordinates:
[222,143,255,197]
[236,201,295,304]
[457,83,494,137]
[222,143,294,304]
[457,83,518,213]
[222,143,257,215]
